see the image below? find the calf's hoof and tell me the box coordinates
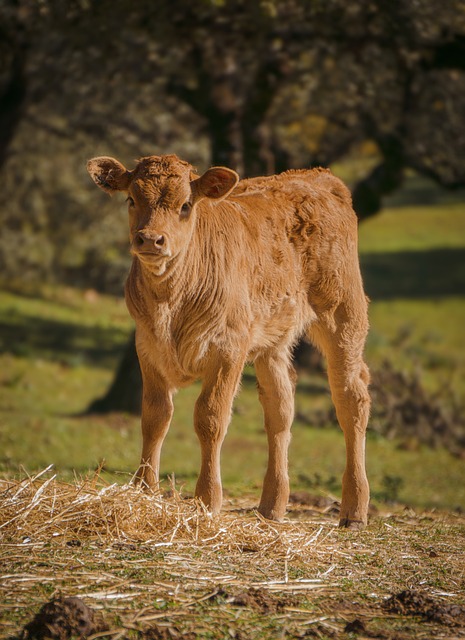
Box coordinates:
[194,486,223,517]
[339,517,366,530]
[133,466,158,492]
[258,504,286,522]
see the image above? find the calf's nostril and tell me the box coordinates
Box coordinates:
[135,233,145,247]
[155,235,165,247]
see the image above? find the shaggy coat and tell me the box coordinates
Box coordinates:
[87,154,370,528]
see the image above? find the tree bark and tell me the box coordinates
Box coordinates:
[352,157,405,221]
[0,25,27,171]
[87,332,142,414]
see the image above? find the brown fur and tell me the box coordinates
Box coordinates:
[87,154,371,528]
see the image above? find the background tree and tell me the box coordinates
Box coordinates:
[0,0,29,170]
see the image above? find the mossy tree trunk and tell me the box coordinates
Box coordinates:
[87,333,142,414]
[0,22,27,172]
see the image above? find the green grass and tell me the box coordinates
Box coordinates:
[358,203,465,398]
[358,202,465,253]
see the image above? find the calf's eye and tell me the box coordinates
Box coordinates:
[126,196,135,207]
[180,202,191,216]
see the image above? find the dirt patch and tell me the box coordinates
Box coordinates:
[22,596,107,639]
[300,624,338,638]
[288,491,336,509]
[288,491,378,521]
[212,587,300,614]
[233,587,284,613]
[383,589,465,626]
[370,361,465,456]
[141,625,196,640]
[342,618,412,640]
[344,619,367,634]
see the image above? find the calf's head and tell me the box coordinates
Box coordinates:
[87,154,239,277]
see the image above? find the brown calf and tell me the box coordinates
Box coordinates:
[87,155,371,528]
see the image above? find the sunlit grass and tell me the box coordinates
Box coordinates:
[357,200,465,397]
[359,202,465,253]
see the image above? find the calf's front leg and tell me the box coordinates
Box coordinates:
[135,358,174,491]
[194,353,244,515]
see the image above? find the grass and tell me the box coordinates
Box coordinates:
[358,203,465,399]
[358,202,465,253]
[1,195,465,638]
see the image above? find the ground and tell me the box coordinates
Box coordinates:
[1,475,465,639]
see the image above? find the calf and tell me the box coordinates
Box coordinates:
[87,155,371,528]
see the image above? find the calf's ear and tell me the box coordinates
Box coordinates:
[192,167,239,201]
[87,157,131,194]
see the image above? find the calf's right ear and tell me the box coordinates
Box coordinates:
[87,157,131,194]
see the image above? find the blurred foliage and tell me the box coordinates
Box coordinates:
[0,0,465,292]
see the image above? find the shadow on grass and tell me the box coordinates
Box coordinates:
[383,174,465,208]
[0,313,128,367]
[361,247,465,300]
[242,371,329,395]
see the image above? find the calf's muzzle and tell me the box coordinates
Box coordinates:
[133,231,167,254]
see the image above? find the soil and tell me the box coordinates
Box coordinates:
[211,587,300,614]
[288,491,337,509]
[370,362,465,456]
[141,625,196,639]
[21,596,107,640]
[383,589,465,626]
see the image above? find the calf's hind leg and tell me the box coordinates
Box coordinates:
[255,352,296,521]
[310,308,371,529]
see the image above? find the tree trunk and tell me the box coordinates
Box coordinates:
[208,108,244,174]
[0,26,27,170]
[352,134,405,221]
[352,161,404,221]
[87,332,142,414]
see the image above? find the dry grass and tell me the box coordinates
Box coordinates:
[1,469,465,639]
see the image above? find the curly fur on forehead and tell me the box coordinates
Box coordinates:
[132,155,193,181]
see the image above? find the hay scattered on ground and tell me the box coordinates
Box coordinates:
[1,469,465,639]
[0,468,342,638]
[0,466,335,560]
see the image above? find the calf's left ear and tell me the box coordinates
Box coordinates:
[87,156,131,194]
[192,167,239,201]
